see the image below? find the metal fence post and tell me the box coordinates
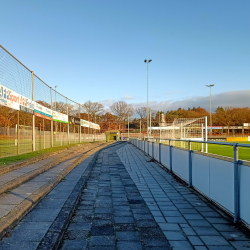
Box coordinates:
[66,98,70,145]
[169,139,172,173]
[159,143,161,164]
[32,71,35,151]
[17,110,19,155]
[152,142,154,159]
[233,143,239,223]
[79,104,81,143]
[188,141,192,187]
[43,119,45,149]
[50,87,53,148]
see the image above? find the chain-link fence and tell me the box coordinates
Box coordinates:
[0,45,104,158]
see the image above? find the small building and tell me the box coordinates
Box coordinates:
[105,130,120,141]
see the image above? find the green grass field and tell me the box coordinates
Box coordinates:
[0,140,103,166]
[162,141,250,162]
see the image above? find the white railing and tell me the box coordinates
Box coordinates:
[130,138,250,228]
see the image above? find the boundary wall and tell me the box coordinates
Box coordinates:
[130,138,250,229]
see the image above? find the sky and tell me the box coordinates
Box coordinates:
[1,0,250,113]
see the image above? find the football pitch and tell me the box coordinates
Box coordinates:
[162,141,250,162]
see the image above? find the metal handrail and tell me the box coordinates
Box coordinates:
[145,137,250,148]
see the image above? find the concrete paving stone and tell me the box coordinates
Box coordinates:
[193,227,220,236]
[89,236,115,246]
[184,214,204,220]
[174,203,194,209]
[23,208,60,222]
[0,193,26,205]
[15,221,51,231]
[220,231,250,241]
[143,237,170,247]
[94,214,112,220]
[229,241,250,249]
[117,241,142,250]
[187,236,204,245]
[113,211,132,217]
[114,217,134,224]
[147,205,160,211]
[212,224,237,232]
[183,227,197,236]
[169,240,194,250]
[207,246,235,250]
[116,231,140,241]
[194,247,208,250]
[160,206,178,211]
[196,207,214,212]
[91,226,114,236]
[6,227,48,242]
[65,230,90,240]
[165,216,187,224]
[163,231,187,240]
[0,240,40,250]
[36,198,66,209]
[179,208,198,214]
[134,213,154,220]
[158,223,181,231]
[132,208,151,214]
[68,223,92,231]
[61,240,87,250]
[206,218,229,224]
[162,210,182,217]
[113,206,130,211]
[94,208,112,214]
[0,205,16,217]
[140,227,165,237]
[188,220,212,227]
[154,216,166,223]
[200,212,221,218]
[136,220,158,228]
[200,236,230,246]
[180,223,190,227]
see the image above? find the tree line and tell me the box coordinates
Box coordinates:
[1,99,250,134]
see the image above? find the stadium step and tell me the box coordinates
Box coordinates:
[0,142,112,239]
[0,143,107,197]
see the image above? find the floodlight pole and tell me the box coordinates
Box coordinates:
[145,59,152,139]
[206,84,214,137]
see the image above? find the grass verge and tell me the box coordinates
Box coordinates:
[0,141,105,166]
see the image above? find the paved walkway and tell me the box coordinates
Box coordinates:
[116,144,250,250]
[60,143,170,250]
[1,142,250,250]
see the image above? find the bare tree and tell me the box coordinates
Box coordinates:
[82,101,104,121]
[136,107,147,119]
[110,101,134,122]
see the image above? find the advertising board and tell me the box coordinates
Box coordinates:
[81,119,89,127]
[53,111,68,123]
[34,102,53,120]
[0,84,35,111]
[69,116,80,125]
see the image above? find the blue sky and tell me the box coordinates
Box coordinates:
[1,0,250,112]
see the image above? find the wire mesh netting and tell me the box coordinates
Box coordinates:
[0,46,104,159]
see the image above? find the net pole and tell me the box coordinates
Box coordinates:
[205,116,208,153]
[202,124,204,152]
[17,111,19,155]
[79,104,81,143]
[32,71,35,151]
[50,87,53,148]
[67,98,70,145]
[43,119,45,149]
